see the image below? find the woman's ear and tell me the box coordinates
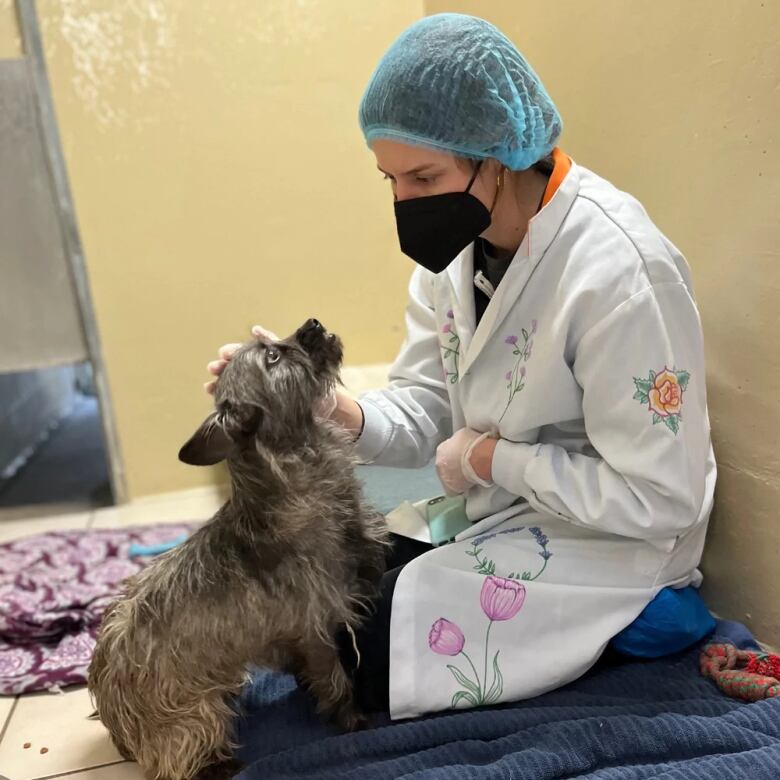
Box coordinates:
[178,412,233,466]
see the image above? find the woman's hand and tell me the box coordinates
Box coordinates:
[435,428,498,495]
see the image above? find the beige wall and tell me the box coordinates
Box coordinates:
[426,1,780,643]
[2,0,423,498]
[0,1,20,57]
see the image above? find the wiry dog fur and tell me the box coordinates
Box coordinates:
[88,319,389,780]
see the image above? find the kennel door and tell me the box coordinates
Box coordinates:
[0,57,89,372]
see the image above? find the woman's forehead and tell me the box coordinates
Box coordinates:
[372,139,456,173]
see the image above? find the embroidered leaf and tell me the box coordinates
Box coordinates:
[521,571,531,580]
[652,413,663,425]
[446,665,481,698]
[522,328,529,341]
[633,391,649,403]
[484,651,504,704]
[676,370,691,391]
[443,348,452,357]
[449,374,458,384]
[649,370,657,381]
[664,415,681,435]
[633,378,653,394]
[451,690,478,708]
[449,335,458,343]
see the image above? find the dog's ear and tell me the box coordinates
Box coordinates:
[178,412,233,466]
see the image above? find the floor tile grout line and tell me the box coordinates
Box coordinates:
[0,695,19,745]
[31,758,130,780]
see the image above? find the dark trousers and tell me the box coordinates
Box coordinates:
[337,533,433,713]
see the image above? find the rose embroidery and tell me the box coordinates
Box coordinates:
[633,367,690,435]
[429,576,527,709]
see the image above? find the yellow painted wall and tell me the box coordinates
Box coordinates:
[0,1,20,57]
[426,1,780,643]
[2,0,423,498]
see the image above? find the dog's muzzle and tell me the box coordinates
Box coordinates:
[296,318,342,364]
[297,318,327,349]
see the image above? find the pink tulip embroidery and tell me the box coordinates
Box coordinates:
[428,618,465,656]
[499,320,537,422]
[429,576,527,709]
[633,367,689,435]
[465,525,552,581]
[440,309,460,384]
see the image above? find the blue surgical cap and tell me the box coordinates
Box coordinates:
[359,14,562,171]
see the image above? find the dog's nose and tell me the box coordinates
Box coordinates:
[297,318,328,350]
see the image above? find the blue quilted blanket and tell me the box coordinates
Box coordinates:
[235,620,780,779]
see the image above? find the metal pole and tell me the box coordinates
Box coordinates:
[15,0,128,504]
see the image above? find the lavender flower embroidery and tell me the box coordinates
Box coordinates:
[499,319,537,422]
[430,577,527,708]
[465,524,553,581]
[440,309,460,384]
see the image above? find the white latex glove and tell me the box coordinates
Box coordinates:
[250,324,281,342]
[313,387,338,420]
[435,428,495,496]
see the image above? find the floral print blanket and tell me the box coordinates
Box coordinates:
[0,524,193,695]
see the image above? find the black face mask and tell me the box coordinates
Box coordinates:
[393,161,492,274]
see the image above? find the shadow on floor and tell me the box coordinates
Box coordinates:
[0,393,112,517]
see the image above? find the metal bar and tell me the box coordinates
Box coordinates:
[15,0,128,504]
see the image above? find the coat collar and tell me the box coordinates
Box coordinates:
[445,150,580,378]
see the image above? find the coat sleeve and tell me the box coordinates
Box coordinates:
[353,266,453,468]
[490,282,714,541]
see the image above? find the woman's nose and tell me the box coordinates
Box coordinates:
[393,183,413,202]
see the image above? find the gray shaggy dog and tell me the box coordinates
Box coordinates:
[88,319,389,780]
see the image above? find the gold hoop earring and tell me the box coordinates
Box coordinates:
[490,167,505,214]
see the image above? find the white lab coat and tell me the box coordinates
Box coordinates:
[355,155,716,720]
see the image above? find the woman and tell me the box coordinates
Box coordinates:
[207,14,715,720]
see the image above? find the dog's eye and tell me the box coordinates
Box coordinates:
[265,347,281,366]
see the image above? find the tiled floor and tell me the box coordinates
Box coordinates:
[0,486,224,780]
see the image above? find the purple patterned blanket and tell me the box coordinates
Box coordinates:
[0,524,193,695]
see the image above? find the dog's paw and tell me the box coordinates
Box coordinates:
[336,706,370,732]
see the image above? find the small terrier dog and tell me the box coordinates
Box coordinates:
[88,319,388,780]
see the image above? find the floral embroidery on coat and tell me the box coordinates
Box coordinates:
[633,367,690,435]
[499,320,537,421]
[465,526,552,581]
[440,309,461,383]
[429,576,527,708]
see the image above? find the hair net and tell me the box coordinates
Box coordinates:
[359,13,562,171]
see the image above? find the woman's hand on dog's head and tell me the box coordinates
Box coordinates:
[204,326,280,395]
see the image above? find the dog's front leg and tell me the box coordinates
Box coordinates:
[297,641,367,731]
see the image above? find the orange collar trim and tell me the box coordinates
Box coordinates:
[540,147,572,209]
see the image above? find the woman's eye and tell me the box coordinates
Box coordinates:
[416,176,434,184]
[265,348,281,365]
